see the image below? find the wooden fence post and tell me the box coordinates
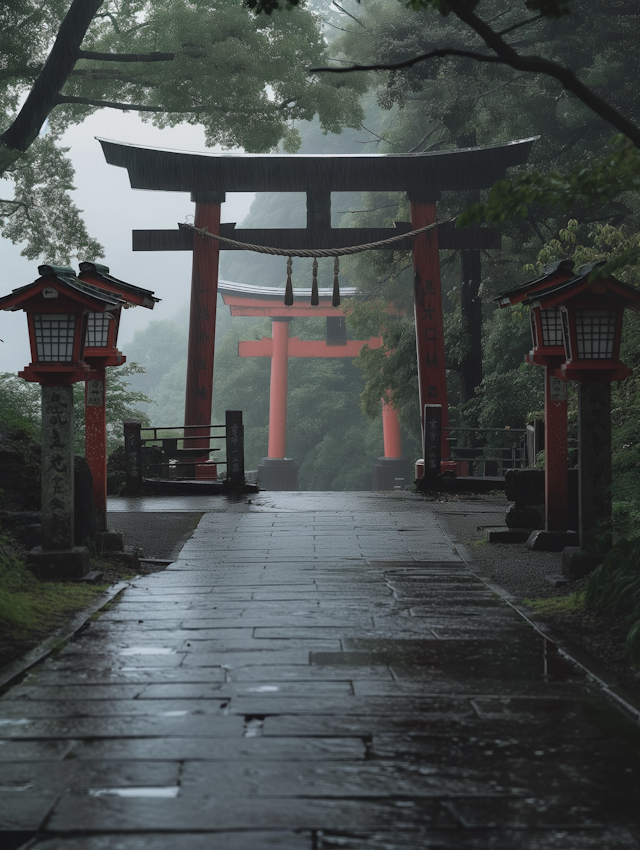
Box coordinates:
[123,419,143,494]
[225,410,245,490]
[423,404,442,490]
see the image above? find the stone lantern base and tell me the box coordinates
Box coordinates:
[28,546,90,581]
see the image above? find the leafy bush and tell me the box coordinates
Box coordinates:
[584,537,640,664]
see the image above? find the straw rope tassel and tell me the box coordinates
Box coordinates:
[284,257,294,306]
[332,256,340,307]
[311,259,319,306]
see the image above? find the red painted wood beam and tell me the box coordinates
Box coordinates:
[239,337,382,358]
[268,320,290,459]
[84,366,108,532]
[410,201,449,457]
[382,402,402,459]
[545,369,569,531]
[184,195,223,448]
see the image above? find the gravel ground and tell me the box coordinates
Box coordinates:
[106,511,203,560]
[427,492,640,700]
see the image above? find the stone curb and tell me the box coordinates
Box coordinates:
[440,526,640,727]
[0,579,132,692]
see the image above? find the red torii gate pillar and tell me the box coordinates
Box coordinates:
[185,192,224,450]
[410,199,449,461]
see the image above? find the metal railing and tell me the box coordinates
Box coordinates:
[123,410,245,493]
[445,425,529,477]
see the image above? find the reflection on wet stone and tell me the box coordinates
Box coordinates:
[1,491,640,844]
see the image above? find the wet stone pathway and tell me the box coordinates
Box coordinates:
[2,492,640,849]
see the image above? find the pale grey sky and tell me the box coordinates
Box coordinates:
[0,111,254,375]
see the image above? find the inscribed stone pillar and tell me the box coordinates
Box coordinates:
[41,384,75,550]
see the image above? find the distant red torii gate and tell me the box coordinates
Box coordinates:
[219,280,402,489]
[100,137,535,471]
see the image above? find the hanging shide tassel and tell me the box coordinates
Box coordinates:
[284,256,294,306]
[311,258,319,306]
[332,256,341,307]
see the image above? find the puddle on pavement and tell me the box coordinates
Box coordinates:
[244,716,265,737]
[119,647,177,656]
[311,636,579,682]
[89,787,180,798]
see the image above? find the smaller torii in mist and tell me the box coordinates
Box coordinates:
[100,137,534,476]
[218,280,403,490]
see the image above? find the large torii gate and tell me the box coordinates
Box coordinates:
[218,279,405,490]
[100,138,535,462]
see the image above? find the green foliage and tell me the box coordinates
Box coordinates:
[0,372,41,434]
[458,363,544,429]
[72,363,153,455]
[0,0,366,258]
[0,137,103,262]
[459,138,640,251]
[585,538,640,664]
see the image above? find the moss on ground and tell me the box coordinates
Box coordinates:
[522,594,584,615]
[0,531,112,666]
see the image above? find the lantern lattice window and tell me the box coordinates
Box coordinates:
[575,309,617,359]
[86,312,110,347]
[34,314,75,362]
[540,308,563,346]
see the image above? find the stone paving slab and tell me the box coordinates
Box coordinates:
[2,491,640,847]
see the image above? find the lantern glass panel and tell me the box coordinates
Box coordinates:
[34,313,76,362]
[86,312,110,347]
[540,308,563,346]
[575,309,617,359]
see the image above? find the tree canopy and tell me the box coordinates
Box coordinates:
[0,0,365,262]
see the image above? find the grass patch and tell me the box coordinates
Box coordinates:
[0,530,106,646]
[522,594,584,615]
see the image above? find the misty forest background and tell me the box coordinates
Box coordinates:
[1,0,640,511]
[120,0,640,506]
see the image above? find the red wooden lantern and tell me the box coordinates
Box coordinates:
[525,263,640,382]
[496,259,575,367]
[0,265,119,385]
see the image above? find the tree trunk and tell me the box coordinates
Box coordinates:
[1,0,104,154]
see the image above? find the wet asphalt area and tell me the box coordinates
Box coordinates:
[1,491,640,849]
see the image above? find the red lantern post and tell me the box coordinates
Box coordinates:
[77,263,158,541]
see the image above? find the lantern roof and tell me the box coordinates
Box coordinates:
[78,261,159,309]
[524,262,640,311]
[495,259,575,307]
[0,266,122,313]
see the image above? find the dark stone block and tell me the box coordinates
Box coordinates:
[527,530,579,552]
[27,545,90,580]
[562,546,603,580]
[505,503,544,530]
[258,458,299,491]
[505,468,545,505]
